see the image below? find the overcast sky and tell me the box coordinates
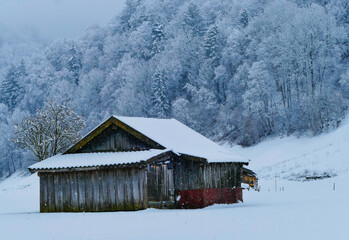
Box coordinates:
[0,0,126,41]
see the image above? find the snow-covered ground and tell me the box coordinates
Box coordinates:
[0,172,348,240]
[1,119,349,239]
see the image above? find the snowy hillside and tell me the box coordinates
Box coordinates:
[232,118,349,180]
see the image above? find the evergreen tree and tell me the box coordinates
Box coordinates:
[182,2,205,36]
[204,25,218,62]
[0,62,25,111]
[151,69,170,117]
[67,44,82,84]
[151,22,165,57]
[239,9,249,28]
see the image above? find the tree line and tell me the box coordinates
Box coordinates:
[0,0,348,177]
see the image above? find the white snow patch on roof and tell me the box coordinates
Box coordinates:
[28,149,167,170]
[115,116,248,163]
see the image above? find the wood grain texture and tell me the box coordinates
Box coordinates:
[39,168,148,212]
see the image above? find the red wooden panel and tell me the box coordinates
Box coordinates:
[177,187,243,208]
[177,189,204,208]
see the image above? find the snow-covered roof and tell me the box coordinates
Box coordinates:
[28,149,167,171]
[114,116,248,163]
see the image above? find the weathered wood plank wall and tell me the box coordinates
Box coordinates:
[147,163,174,208]
[174,160,242,191]
[77,125,155,153]
[40,168,148,212]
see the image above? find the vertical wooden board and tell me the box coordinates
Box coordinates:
[178,161,184,190]
[40,174,49,212]
[231,164,236,187]
[70,172,79,211]
[143,170,148,208]
[55,173,64,212]
[161,165,165,199]
[139,169,144,205]
[202,165,207,189]
[220,164,224,188]
[62,173,69,211]
[125,169,133,210]
[66,172,73,211]
[77,172,86,212]
[210,164,215,188]
[100,171,105,211]
[225,164,231,187]
[93,171,100,211]
[203,165,208,189]
[85,172,93,211]
[108,170,116,210]
[132,169,140,208]
[215,164,220,188]
[168,168,174,199]
[233,165,237,187]
[208,165,212,188]
[47,174,55,212]
[98,171,104,211]
[209,164,214,188]
[46,174,52,211]
[225,164,232,188]
[223,164,228,188]
[218,164,223,188]
[53,174,59,211]
[103,170,111,211]
[220,164,226,188]
[116,169,125,210]
[160,165,164,203]
[113,169,119,209]
[237,164,241,186]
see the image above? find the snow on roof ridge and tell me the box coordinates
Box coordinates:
[66,115,248,163]
[113,115,172,120]
[115,116,248,163]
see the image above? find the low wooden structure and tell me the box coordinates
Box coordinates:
[29,116,250,212]
[242,167,258,190]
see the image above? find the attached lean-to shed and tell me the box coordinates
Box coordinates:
[29,116,250,212]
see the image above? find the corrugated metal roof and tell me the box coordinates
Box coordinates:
[28,149,168,171]
[114,116,249,163]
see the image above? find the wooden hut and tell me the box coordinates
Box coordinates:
[29,116,250,212]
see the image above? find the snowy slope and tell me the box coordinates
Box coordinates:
[231,119,349,180]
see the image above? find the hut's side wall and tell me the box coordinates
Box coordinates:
[173,161,243,209]
[174,161,242,190]
[40,168,148,212]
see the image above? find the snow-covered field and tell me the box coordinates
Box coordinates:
[1,120,349,240]
[0,172,348,240]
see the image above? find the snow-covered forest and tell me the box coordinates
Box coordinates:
[0,0,349,177]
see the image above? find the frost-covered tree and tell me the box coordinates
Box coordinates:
[67,44,82,84]
[182,2,206,36]
[151,69,170,117]
[151,21,165,57]
[0,61,26,111]
[13,101,85,161]
[239,9,249,28]
[204,25,218,61]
